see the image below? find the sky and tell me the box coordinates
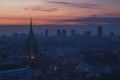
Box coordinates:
[0,0,120,25]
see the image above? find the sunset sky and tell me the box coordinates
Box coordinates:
[0,0,120,25]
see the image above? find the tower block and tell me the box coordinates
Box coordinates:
[23,18,39,66]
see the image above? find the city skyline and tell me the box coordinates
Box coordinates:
[0,25,120,36]
[0,0,120,26]
[0,1,120,80]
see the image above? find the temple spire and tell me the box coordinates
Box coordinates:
[29,17,34,37]
[23,17,39,66]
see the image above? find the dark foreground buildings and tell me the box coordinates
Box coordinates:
[0,62,31,80]
[0,19,120,80]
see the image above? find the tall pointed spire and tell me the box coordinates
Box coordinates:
[29,17,34,38]
[23,17,39,67]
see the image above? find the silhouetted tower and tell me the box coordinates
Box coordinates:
[62,30,67,37]
[23,18,39,65]
[56,29,61,36]
[85,31,91,37]
[97,26,103,37]
[45,29,49,36]
[71,29,76,36]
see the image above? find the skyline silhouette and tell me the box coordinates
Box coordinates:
[0,1,120,80]
[0,17,120,80]
[0,25,120,36]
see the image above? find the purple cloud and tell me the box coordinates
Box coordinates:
[48,1,99,9]
[57,17,120,25]
[24,6,58,12]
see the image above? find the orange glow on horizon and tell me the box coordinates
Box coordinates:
[0,0,120,25]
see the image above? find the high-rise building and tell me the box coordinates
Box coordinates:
[62,30,67,37]
[97,26,103,37]
[84,31,91,37]
[56,29,61,37]
[71,29,76,36]
[23,18,39,65]
[56,29,67,37]
[45,29,49,36]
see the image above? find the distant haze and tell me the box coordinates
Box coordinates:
[0,25,120,36]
